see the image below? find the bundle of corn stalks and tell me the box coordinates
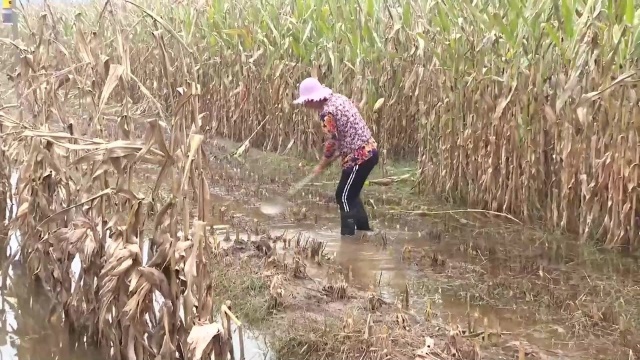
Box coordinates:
[0,2,243,359]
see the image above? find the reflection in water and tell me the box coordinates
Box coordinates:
[0,172,274,360]
[0,234,104,359]
[0,172,102,359]
[303,228,411,300]
[204,187,599,358]
[334,236,408,293]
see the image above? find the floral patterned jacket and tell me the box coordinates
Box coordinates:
[320,93,378,169]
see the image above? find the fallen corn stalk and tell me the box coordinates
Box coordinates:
[387,208,523,225]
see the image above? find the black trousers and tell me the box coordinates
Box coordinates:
[335,152,379,212]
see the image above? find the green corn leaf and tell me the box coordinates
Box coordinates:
[561,0,575,41]
[625,0,635,25]
[402,1,413,28]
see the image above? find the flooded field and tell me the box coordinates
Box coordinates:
[0,175,100,360]
[206,196,583,359]
[0,137,635,359]
[0,260,271,360]
[1,0,639,357]
[196,139,638,359]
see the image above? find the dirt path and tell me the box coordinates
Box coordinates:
[178,138,639,359]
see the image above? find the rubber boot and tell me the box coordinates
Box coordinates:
[340,210,356,236]
[353,198,373,232]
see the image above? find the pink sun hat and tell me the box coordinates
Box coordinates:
[293,77,333,104]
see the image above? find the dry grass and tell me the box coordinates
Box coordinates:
[207,256,271,326]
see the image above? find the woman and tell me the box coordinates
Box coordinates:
[293,77,379,236]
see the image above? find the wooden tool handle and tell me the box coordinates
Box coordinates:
[287,173,316,196]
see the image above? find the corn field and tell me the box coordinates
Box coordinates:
[57,0,639,248]
[201,0,639,249]
[198,0,638,249]
[0,0,638,355]
[0,0,248,358]
[4,0,639,247]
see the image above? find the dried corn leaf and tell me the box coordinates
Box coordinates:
[187,322,223,360]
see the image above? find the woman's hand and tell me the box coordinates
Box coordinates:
[313,154,339,176]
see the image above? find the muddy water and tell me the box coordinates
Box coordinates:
[0,159,607,360]
[212,185,595,359]
[0,259,105,360]
[0,175,101,359]
[0,173,103,360]
[0,198,105,359]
